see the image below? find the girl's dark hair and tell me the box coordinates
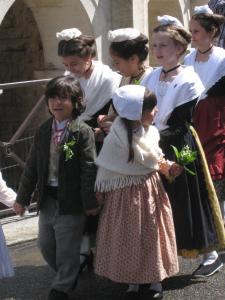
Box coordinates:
[58,35,96,58]
[110,33,149,62]
[122,89,157,162]
[153,24,191,55]
[191,13,225,38]
[45,75,85,118]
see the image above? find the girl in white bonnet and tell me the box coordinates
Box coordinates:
[56,27,121,149]
[95,85,182,300]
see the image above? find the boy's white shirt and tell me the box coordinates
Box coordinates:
[0,172,16,207]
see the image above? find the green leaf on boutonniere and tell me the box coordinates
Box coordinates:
[134,79,141,85]
[63,138,76,161]
[171,144,197,175]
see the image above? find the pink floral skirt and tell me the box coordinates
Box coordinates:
[95,172,179,284]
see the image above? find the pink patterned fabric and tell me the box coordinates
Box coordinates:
[95,172,179,284]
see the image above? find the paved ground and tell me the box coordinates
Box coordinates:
[0,215,225,300]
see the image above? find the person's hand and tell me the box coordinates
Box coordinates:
[94,128,105,142]
[13,201,26,217]
[100,121,112,134]
[86,207,100,216]
[97,115,107,126]
[169,163,183,178]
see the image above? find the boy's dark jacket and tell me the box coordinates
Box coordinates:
[16,117,97,214]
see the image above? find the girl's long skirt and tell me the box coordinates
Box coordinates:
[0,225,14,279]
[95,172,179,284]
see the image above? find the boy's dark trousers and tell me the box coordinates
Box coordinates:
[37,195,86,293]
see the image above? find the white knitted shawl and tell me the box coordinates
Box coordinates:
[95,117,163,192]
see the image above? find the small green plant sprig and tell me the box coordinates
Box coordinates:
[134,79,141,85]
[171,145,197,175]
[63,138,76,161]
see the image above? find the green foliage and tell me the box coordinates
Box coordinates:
[171,145,197,175]
[63,138,76,161]
[134,79,141,85]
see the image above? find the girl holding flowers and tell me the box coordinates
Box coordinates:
[141,15,225,277]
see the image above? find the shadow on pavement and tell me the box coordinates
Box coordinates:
[163,274,207,291]
[0,265,127,300]
[0,265,53,300]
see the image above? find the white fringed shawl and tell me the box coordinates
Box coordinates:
[95,117,163,192]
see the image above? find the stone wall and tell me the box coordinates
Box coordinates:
[0,0,47,141]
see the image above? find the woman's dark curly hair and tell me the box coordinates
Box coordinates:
[109,33,149,62]
[58,35,96,58]
[191,13,225,38]
[45,75,85,118]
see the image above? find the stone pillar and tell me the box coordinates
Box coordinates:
[132,0,149,36]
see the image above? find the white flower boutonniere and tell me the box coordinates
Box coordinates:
[171,144,197,175]
[63,138,76,161]
[62,120,78,161]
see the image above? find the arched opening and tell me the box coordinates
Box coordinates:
[0,0,45,138]
[0,0,46,190]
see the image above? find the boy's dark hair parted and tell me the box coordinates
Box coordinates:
[122,90,157,162]
[45,75,85,117]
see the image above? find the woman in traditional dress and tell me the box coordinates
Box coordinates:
[141,15,225,279]
[56,28,122,267]
[56,28,122,151]
[184,4,225,277]
[98,27,152,133]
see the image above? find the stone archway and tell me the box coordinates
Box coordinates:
[0,0,46,189]
[0,0,45,139]
[25,0,105,71]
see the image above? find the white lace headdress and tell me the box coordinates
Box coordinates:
[56,28,82,41]
[194,5,213,15]
[157,15,184,28]
[108,28,140,42]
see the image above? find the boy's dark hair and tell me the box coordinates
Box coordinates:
[109,34,149,62]
[122,89,157,162]
[45,75,85,118]
[58,35,96,58]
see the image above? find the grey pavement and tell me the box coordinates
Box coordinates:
[0,215,225,300]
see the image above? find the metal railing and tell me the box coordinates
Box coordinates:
[0,78,51,217]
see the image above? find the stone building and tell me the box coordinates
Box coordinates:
[0,0,208,188]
